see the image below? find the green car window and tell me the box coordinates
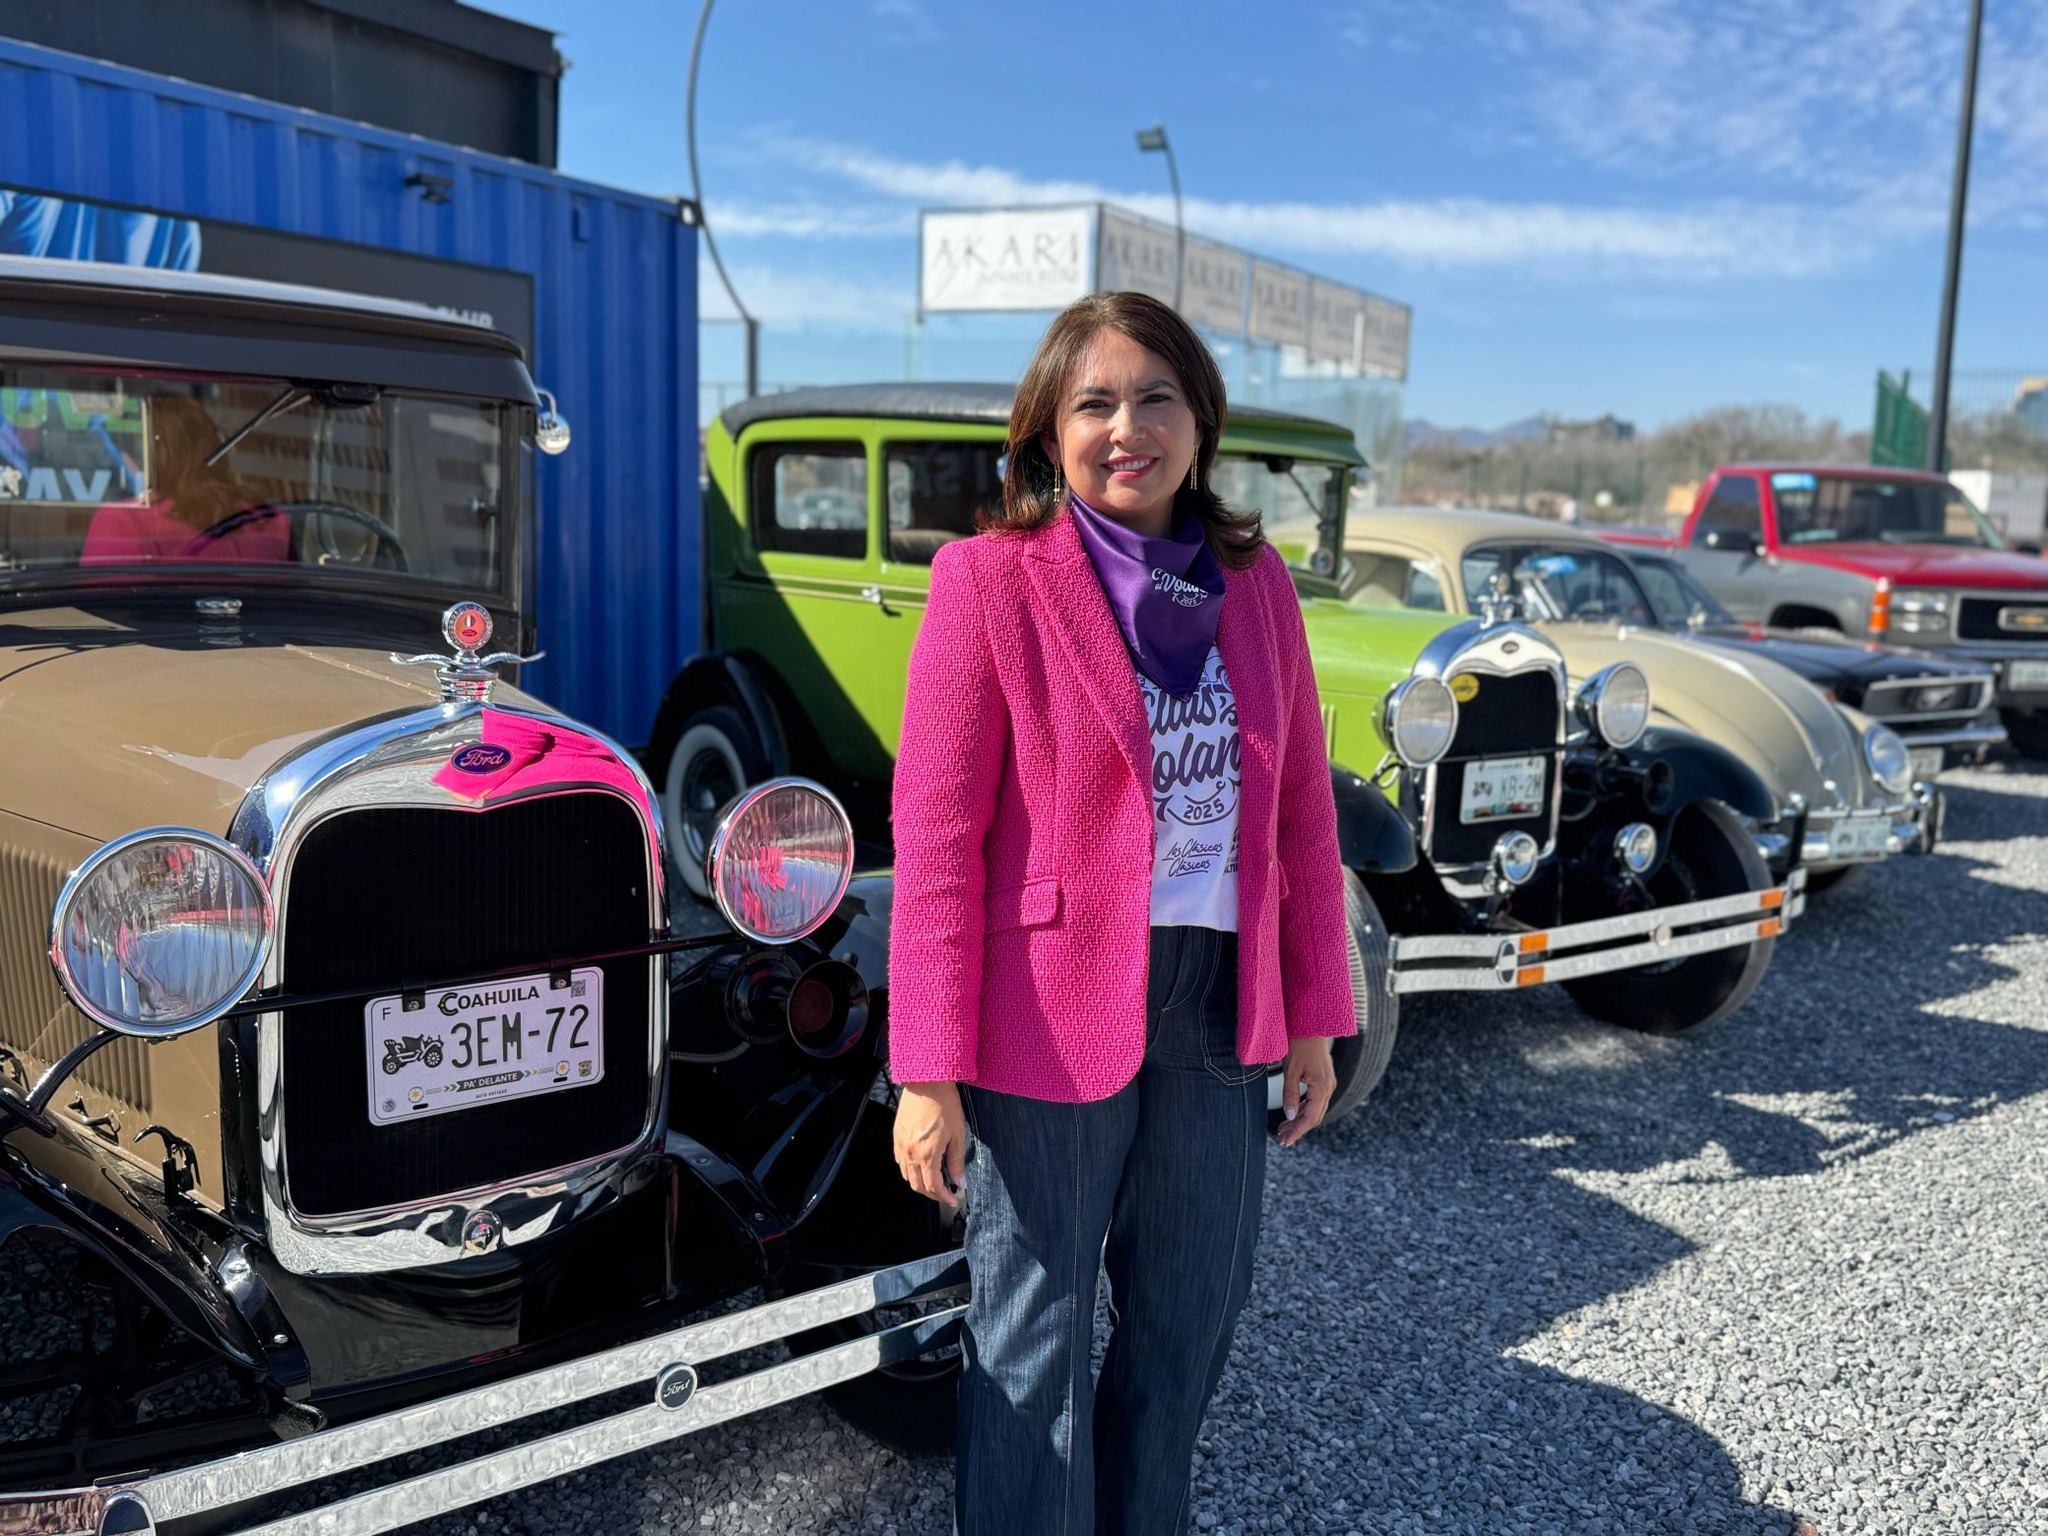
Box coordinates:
[884,441,1000,566]
[753,443,866,559]
[1207,456,1337,567]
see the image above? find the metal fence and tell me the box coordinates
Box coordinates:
[1880,368,2048,474]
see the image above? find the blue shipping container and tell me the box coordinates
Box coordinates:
[0,36,699,748]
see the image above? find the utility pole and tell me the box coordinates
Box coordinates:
[687,0,758,398]
[1928,0,1985,473]
[1135,124,1184,310]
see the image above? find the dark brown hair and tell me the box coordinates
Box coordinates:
[992,291,1263,569]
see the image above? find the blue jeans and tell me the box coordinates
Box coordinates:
[956,925,1268,1536]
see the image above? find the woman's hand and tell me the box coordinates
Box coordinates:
[894,1081,968,1207]
[1274,1037,1336,1148]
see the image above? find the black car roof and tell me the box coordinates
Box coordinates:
[0,257,535,403]
[717,381,1353,439]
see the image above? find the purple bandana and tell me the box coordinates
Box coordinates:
[1069,493,1225,698]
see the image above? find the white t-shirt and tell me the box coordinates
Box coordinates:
[1139,646,1241,932]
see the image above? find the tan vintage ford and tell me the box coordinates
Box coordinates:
[1345,507,1940,888]
[0,260,962,1536]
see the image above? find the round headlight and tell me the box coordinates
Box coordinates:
[1380,676,1459,768]
[1864,724,1913,796]
[707,778,856,944]
[49,829,273,1038]
[1575,663,1651,750]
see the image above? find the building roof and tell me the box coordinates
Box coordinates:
[717,381,1356,441]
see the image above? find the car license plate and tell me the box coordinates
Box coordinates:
[2006,659,2048,691]
[1908,746,1946,782]
[366,967,604,1126]
[1827,816,1891,862]
[1460,755,1547,824]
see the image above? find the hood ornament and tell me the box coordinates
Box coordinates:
[392,602,544,705]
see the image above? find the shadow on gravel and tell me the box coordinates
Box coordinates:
[1201,771,2048,1536]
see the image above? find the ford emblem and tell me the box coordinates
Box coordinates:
[460,1209,504,1256]
[445,601,493,653]
[655,1362,699,1411]
[450,743,513,775]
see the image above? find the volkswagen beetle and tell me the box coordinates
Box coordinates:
[0,260,960,1536]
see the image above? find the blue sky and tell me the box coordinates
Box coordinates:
[486,0,2048,433]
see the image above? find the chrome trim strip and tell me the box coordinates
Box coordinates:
[1388,871,1804,995]
[0,1254,968,1536]
[1886,723,2006,751]
[229,698,673,1276]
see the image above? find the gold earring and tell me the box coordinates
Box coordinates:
[1189,458,1199,492]
[1053,463,1065,504]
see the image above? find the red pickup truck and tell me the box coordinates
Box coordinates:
[1653,464,2048,757]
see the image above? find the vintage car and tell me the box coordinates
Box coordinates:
[1612,541,2006,778]
[1345,507,1939,889]
[656,385,1809,1119]
[0,261,963,1534]
[1663,464,2048,758]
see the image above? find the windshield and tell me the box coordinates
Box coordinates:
[1771,472,2002,549]
[1461,545,1656,625]
[1632,555,1735,629]
[0,369,511,590]
[1207,454,1342,571]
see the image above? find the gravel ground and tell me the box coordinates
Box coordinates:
[9,765,2046,1534]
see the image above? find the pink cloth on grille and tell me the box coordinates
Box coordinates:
[887,509,1356,1103]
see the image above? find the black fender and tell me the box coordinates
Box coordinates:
[1618,727,1778,825]
[644,652,791,778]
[1331,767,1418,874]
[0,1126,277,1380]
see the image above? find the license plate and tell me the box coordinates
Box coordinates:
[1908,746,1946,781]
[366,967,604,1126]
[1827,816,1891,861]
[1459,755,1548,824]
[2006,660,2048,691]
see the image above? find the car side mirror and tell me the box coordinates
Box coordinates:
[1700,525,1760,554]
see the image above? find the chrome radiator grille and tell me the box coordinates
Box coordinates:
[277,792,655,1220]
[1426,668,1563,867]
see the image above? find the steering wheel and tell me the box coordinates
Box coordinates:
[183,500,409,571]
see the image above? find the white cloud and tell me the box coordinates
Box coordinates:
[729,135,1934,280]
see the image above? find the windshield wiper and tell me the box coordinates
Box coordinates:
[205,385,310,467]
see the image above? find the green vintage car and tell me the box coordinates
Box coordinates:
[652,385,1806,1113]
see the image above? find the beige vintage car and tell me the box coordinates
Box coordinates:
[1345,508,1939,886]
[0,261,960,1533]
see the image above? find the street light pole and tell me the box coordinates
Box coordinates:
[1135,123,1183,310]
[1928,0,1985,473]
[687,0,758,398]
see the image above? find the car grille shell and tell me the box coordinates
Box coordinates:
[1425,668,1563,867]
[278,792,653,1220]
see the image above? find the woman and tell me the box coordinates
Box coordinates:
[889,291,1356,1535]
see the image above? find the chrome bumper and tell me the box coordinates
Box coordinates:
[0,1251,968,1536]
[1387,870,1807,995]
[1801,783,1938,866]
[1884,722,2007,754]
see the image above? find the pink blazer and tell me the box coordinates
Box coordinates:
[888,509,1356,1102]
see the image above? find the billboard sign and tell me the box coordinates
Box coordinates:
[1095,206,1176,306]
[1359,295,1412,380]
[1248,260,1310,349]
[1179,236,1248,335]
[1308,280,1364,368]
[919,207,1094,314]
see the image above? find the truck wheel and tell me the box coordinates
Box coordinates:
[1268,869,1399,1128]
[657,705,766,901]
[1563,799,1775,1035]
[2001,708,2048,760]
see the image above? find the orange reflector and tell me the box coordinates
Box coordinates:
[1869,578,1892,637]
[1516,966,1547,987]
[1759,917,1783,939]
[1518,932,1548,954]
[1760,888,1785,909]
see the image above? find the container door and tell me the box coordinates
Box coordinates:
[869,435,1008,757]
